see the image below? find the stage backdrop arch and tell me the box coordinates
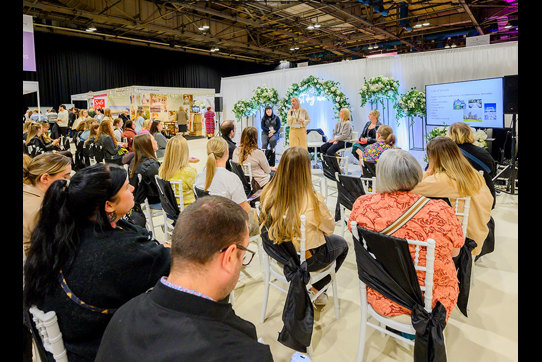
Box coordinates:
[220,41,518,165]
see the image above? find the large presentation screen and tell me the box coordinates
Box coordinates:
[426,77,504,128]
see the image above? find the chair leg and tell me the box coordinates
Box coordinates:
[260,258,271,324]
[332,274,340,320]
[340,206,345,238]
[357,283,368,362]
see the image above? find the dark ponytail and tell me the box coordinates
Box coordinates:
[23,164,127,308]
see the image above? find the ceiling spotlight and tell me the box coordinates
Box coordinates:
[504,24,512,29]
[307,24,315,30]
[414,24,422,28]
[295,47,299,50]
[85,26,97,32]
[210,47,219,52]
[368,45,373,50]
[374,44,379,49]
[202,25,209,29]
[450,43,457,48]
[290,47,295,51]
[444,44,450,49]
[314,23,321,28]
[423,22,430,26]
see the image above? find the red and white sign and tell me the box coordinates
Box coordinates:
[93,94,107,109]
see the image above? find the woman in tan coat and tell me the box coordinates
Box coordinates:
[23,153,72,256]
[286,97,310,148]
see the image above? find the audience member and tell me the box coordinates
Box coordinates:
[56,105,69,137]
[79,118,98,142]
[96,119,133,165]
[219,120,236,171]
[320,107,353,156]
[112,118,123,142]
[352,109,381,162]
[139,119,152,135]
[46,108,58,125]
[362,124,399,164]
[195,137,259,236]
[87,106,97,118]
[30,109,46,122]
[25,123,61,156]
[23,163,171,361]
[119,108,130,124]
[95,108,104,123]
[129,134,161,210]
[259,146,348,306]
[412,136,493,256]
[348,148,464,323]
[102,108,114,123]
[447,122,497,209]
[84,124,100,148]
[24,110,33,122]
[149,119,168,158]
[232,126,276,190]
[260,106,281,153]
[204,106,216,139]
[158,136,197,208]
[71,109,87,133]
[121,120,137,152]
[96,196,273,362]
[134,109,146,133]
[68,108,78,137]
[176,106,189,135]
[23,153,72,256]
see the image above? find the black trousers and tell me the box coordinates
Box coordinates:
[306,234,349,291]
[320,141,352,156]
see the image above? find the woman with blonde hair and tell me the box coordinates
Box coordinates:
[23,152,72,255]
[176,106,189,135]
[158,136,197,207]
[259,146,348,305]
[25,123,61,156]
[447,122,496,209]
[194,137,259,235]
[320,107,353,156]
[232,127,276,190]
[102,108,114,122]
[352,109,381,161]
[362,124,399,164]
[139,119,152,135]
[134,108,146,133]
[412,136,493,256]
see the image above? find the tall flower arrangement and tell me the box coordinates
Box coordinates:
[395,88,426,121]
[252,86,279,108]
[424,125,488,163]
[232,99,256,120]
[359,76,400,109]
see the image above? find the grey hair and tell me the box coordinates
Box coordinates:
[375,149,423,193]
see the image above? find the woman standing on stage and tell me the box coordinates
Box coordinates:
[286,97,310,148]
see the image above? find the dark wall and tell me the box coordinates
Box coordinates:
[23,31,275,112]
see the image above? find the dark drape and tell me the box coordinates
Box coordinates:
[22,32,275,114]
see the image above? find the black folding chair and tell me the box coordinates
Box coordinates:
[320,154,342,199]
[154,175,181,243]
[193,185,210,199]
[362,160,377,178]
[229,160,253,197]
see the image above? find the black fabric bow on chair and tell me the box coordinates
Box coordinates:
[352,226,448,362]
[453,238,477,317]
[261,230,314,353]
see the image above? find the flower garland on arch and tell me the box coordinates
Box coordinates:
[359,76,400,109]
[278,75,350,126]
[232,99,257,120]
[395,88,426,120]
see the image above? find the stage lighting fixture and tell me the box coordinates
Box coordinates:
[314,23,321,28]
[368,45,373,50]
[451,43,457,48]
[423,22,430,26]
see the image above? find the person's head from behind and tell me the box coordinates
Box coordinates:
[149,119,163,135]
[447,122,475,145]
[23,163,134,307]
[131,134,157,176]
[159,136,189,180]
[96,108,103,115]
[142,118,152,131]
[375,149,422,193]
[25,123,43,144]
[23,121,34,134]
[23,153,72,192]
[170,196,249,300]
[339,108,350,122]
[426,136,483,196]
[123,108,130,115]
[260,146,319,243]
[376,125,396,146]
[33,109,39,114]
[220,120,235,139]
[113,117,123,129]
[124,119,134,130]
[104,108,112,118]
[97,119,116,143]
[204,137,228,191]
[239,127,258,163]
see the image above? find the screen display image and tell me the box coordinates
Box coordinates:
[426,77,504,128]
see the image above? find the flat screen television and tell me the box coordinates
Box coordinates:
[425,77,504,128]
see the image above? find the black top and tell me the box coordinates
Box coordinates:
[222,134,237,171]
[96,134,122,160]
[360,121,381,145]
[457,142,496,208]
[261,114,281,134]
[96,280,274,362]
[129,156,161,205]
[38,219,171,361]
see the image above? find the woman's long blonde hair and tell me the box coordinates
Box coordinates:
[238,127,258,164]
[26,123,42,145]
[426,136,484,196]
[23,153,71,186]
[204,137,228,191]
[259,146,322,244]
[159,135,190,180]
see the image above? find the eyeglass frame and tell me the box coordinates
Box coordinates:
[219,243,255,266]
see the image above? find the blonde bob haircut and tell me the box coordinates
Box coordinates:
[375,149,423,193]
[369,109,380,120]
[204,137,228,191]
[426,136,484,197]
[159,135,190,181]
[259,146,322,245]
[447,122,475,144]
[340,108,351,122]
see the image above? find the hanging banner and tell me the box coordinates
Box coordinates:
[93,93,108,110]
[23,15,36,71]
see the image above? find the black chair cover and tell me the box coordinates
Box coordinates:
[194,186,210,199]
[362,161,377,178]
[261,228,314,353]
[475,216,495,261]
[352,226,447,362]
[229,160,253,197]
[321,154,341,182]
[335,173,366,222]
[452,238,477,317]
[154,176,180,224]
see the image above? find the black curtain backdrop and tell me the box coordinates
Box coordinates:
[22,32,275,113]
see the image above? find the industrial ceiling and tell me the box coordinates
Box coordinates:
[23,0,518,65]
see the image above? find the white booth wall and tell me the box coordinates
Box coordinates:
[220,41,518,159]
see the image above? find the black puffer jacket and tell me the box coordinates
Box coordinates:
[129,156,161,205]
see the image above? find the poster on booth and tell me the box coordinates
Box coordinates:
[93,94,107,111]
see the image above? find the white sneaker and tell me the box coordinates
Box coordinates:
[309,290,328,306]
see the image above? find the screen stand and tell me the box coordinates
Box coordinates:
[492,113,518,194]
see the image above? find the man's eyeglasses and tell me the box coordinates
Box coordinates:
[220,244,256,266]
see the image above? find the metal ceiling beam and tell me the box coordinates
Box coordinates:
[458,0,484,35]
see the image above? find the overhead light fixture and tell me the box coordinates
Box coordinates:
[423,22,430,26]
[414,24,422,28]
[450,43,457,48]
[86,26,97,32]
[307,24,315,30]
[202,25,209,29]
[374,44,379,49]
[295,47,299,50]
[368,45,373,50]
[504,24,512,29]
[210,47,219,52]
[314,23,321,28]
[290,47,295,51]
[444,44,450,49]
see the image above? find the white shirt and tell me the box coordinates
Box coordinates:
[57,110,69,127]
[194,167,247,205]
